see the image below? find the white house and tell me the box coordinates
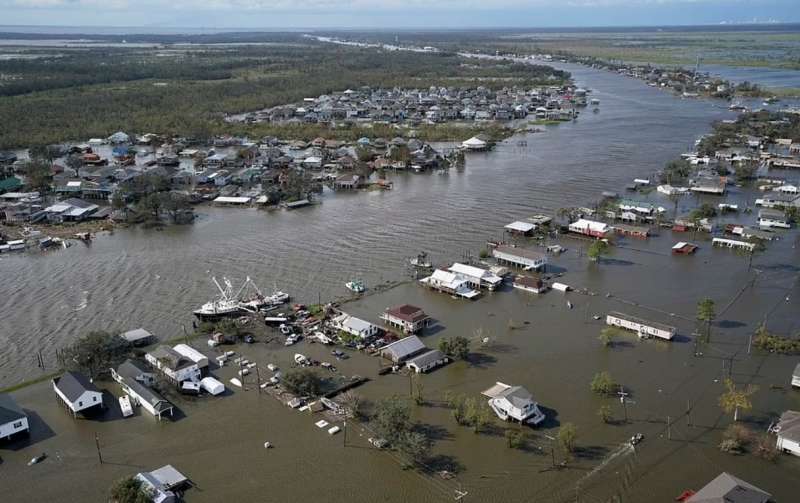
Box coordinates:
[146,346,201,383]
[172,344,209,374]
[606,312,676,340]
[52,371,104,417]
[686,472,771,503]
[792,363,800,388]
[774,410,800,457]
[492,245,548,271]
[758,209,791,229]
[406,349,449,373]
[332,313,380,339]
[504,221,537,235]
[421,269,480,299]
[448,263,503,290]
[111,360,174,420]
[0,392,29,440]
[568,219,609,238]
[136,465,189,503]
[482,382,546,426]
[380,304,431,334]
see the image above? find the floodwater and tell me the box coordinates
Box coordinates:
[2,62,800,502]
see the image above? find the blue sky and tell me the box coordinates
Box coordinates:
[0,0,798,29]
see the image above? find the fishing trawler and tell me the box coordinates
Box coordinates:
[194,276,288,321]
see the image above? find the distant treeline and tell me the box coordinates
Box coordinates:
[0,44,568,149]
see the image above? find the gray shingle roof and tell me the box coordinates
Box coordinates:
[54,371,99,402]
[687,472,771,503]
[0,392,27,425]
[407,349,446,369]
[498,386,534,410]
[380,335,426,362]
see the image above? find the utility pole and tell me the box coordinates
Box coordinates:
[343,420,347,448]
[667,416,671,440]
[255,366,261,394]
[182,324,189,345]
[618,386,629,423]
[687,399,691,427]
[95,433,103,464]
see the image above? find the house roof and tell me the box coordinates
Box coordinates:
[494,245,547,261]
[385,304,428,323]
[686,472,771,503]
[497,385,535,410]
[407,349,446,369]
[54,371,100,402]
[380,335,427,361]
[149,346,193,371]
[115,360,173,413]
[505,221,536,233]
[775,410,800,443]
[0,392,27,425]
[120,328,154,344]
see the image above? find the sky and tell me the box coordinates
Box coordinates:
[0,0,799,30]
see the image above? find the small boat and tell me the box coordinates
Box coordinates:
[294,353,309,365]
[119,395,133,417]
[409,251,432,270]
[28,453,47,466]
[345,279,366,293]
[229,378,242,387]
[566,301,574,309]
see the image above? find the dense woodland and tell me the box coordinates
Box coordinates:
[0,36,568,149]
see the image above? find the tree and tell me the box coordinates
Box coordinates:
[465,397,493,434]
[109,477,152,503]
[696,298,716,343]
[66,153,83,178]
[505,429,525,449]
[597,405,613,424]
[754,433,779,462]
[412,373,425,406]
[23,159,52,193]
[558,422,577,454]
[718,378,758,422]
[438,336,470,360]
[283,368,323,397]
[719,423,751,454]
[396,431,431,466]
[339,391,366,419]
[58,330,132,379]
[598,327,616,348]
[587,240,609,262]
[373,396,412,444]
[590,371,615,395]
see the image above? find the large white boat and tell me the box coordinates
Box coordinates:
[194,277,288,321]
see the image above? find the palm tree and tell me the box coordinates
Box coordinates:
[718,378,757,422]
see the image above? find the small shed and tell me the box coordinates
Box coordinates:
[120,328,155,346]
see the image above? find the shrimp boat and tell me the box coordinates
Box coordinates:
[345,279,366,293]
[194,276,288,321]
[409,251,432,270]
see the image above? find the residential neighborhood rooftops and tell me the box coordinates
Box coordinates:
[686,472,771,503]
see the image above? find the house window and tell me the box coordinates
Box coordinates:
[78,401,83,407]
[13,421,23,429]
[93,396,98,402]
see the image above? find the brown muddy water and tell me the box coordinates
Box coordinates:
[2,63,800,502]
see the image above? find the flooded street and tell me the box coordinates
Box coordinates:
[2,62,800,502]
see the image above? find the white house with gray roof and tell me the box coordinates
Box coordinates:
[331,312,379,340]
[52,371,103,417]
[111,360,174,420]
[686,472,771,503]
[773,410,800,457]
[0,392,29,440]
[482,382,545,426]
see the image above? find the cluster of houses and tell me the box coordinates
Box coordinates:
[227,84,583,126]
[0,130,460,238]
